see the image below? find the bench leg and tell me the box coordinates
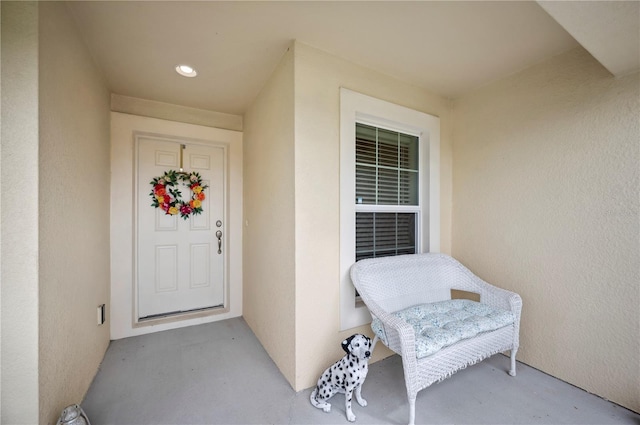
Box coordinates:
[408,395,416,425]
[509,348,518,377]
[370,335,380,353]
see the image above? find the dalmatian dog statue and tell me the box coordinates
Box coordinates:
[310,334,374,422]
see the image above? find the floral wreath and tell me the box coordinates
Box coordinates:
[150,170,208,219]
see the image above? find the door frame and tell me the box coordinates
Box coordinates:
[133,133,228,322]
[110,112,243,339]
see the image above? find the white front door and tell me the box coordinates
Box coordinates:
[136,136,226,319]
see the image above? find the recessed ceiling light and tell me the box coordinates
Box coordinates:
[175,64,197,78]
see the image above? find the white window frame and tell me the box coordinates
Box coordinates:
[340,88,440,331]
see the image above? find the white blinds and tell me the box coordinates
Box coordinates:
[355,123,419,261]
[355,123,418,205]
[356,212,416,261]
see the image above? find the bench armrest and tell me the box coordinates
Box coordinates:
[363,297,417,359]
[471,278,522,319]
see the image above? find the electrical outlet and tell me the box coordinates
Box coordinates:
[97,304,106,325]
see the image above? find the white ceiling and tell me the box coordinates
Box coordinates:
[67,1,639,116]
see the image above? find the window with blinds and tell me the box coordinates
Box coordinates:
[355,123,419,261]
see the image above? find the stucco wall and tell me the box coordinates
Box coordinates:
[1,2,40,423]
[243,46,297,385]
[452,46,639,412]
[293,41,453,390]
[38,2,112,423]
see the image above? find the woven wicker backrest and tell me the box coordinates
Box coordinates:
[351,253,479,313]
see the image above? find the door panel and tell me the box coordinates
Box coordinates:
[137,137,225,319]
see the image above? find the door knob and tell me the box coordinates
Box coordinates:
[216,230,222,254]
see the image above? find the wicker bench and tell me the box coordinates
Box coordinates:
[350,253,522,425]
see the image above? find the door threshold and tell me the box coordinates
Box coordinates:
[136,304,227,327]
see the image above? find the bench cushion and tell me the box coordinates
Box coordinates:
[371,299,515,359]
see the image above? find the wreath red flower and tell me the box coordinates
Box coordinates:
[150,170,208,219]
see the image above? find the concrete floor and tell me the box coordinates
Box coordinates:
[82,318,639,425]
